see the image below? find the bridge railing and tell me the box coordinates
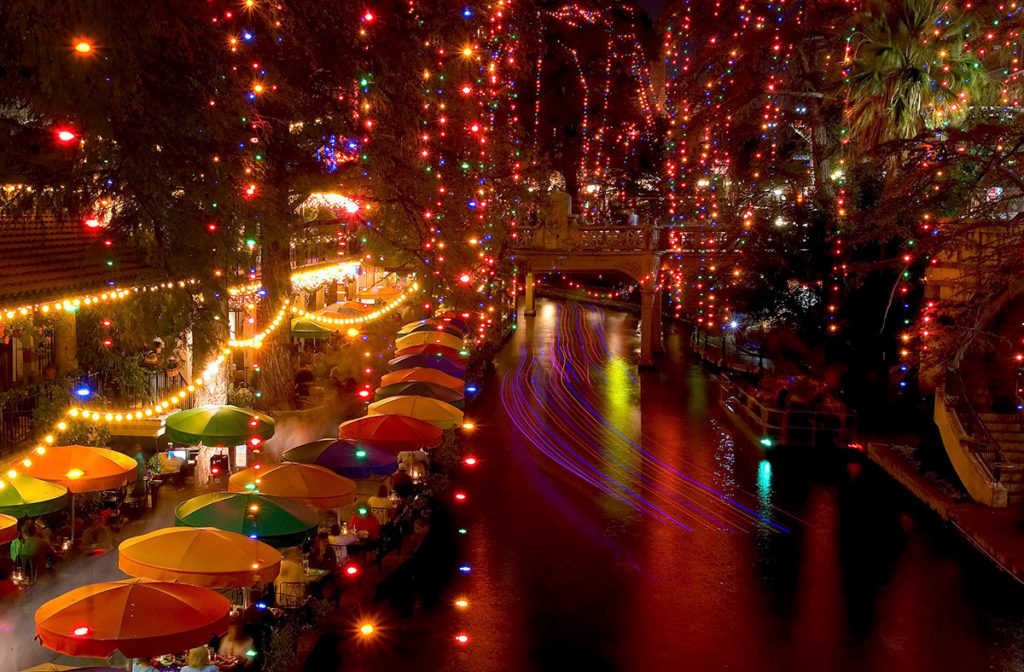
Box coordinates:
[512,224,662,252]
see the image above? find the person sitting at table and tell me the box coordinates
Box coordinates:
[14,523,48,580]
[80,515,114,553]
[182,645,218,672]
[391,467,414,499]
[274,547,309,607]
[308,532,337,571]
[367,484,395,523]
[348,507,381,540]
[218,620,256,668]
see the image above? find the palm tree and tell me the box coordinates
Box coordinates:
[845,0,993,151]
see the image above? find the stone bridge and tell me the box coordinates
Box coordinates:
[511,220,667,367]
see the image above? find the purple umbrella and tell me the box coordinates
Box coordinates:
[387,353,466,377]
[282,439,398,479]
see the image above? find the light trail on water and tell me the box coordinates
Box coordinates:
[501,302,798,533]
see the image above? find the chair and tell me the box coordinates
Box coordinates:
[275,582,307,608]
[330,543,348,562]
[369,506,392,526]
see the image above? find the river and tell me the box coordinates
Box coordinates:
[367,298,1024,672]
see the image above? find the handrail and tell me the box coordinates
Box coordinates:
[945,366,1012,482]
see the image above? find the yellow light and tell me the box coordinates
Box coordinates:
[462,422,475,430]
[455,598,469,608]
[347,328,360,337]
[249,504,259,512]
[462,47,473,56]
[74,41,92,53]
[359,624,374,635]
[66,469,84,479]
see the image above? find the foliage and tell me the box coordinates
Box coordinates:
[227,383,256,409]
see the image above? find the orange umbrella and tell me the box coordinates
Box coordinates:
[118,527,281,588]
[338,414,443,451]
[0,512,17,544]
[35,578,230,659]
[19,445,136,493]
[380,367,464,391]
[228,463,357,510]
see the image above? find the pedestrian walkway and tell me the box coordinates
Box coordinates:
[1,484,191,672]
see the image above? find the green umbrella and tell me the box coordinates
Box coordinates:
[291,317,332,340]
[174,492,318,548]
[166,405,275,447]
[0,470,69,517]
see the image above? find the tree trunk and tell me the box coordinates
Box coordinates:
[257,199,296,410]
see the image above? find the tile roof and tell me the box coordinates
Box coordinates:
[0,215,160,306]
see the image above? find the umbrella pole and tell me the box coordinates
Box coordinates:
[70,493,75,545]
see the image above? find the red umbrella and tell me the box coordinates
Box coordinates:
[35,579,230,659]
[393,344,464,361]
[338,414,442,451]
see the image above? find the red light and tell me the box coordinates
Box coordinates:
[250,437,262,447]
[101,320,111,327]
[358,389,370,398]
[102,339,112,347]
[253,463,262,470]
[207,223,217,232]
[211,467,220,475]
[56,129,76,143]
[463,456,477,466]
[344,564,359,576]
[363,11,374,21]
[455,633,469,644]
[454,492,467,501]
[72,626,90,636]
[459,274,471,284]
[84,217,102,228]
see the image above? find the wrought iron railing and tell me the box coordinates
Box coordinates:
[512,223,661,252]
[944,367,1015,483]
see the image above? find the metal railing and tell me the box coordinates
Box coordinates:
[944,367,1016,483]
[0,386,47,457]
[719,377,855,449]
[512,223,662,252]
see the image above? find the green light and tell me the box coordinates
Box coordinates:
[759,437,774,448]
[246,238,256,248]
[244,483,256,490]
[458,528,467,534]
[355,449,367,458]
[245,649,257,658]
[358,506,368,515]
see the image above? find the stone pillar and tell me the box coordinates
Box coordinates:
[54,311,78,372]
[524,272,536,316]
[639,288,659,368]
[652,289,664,354]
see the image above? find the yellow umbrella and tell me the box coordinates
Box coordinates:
[118,527,281,588]
[18,664,73,671]
[395,331,463,351]
[228,462,357,510]
[0,512,18,544]
[367,395,464,430]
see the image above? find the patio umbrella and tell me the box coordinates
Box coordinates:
[165,405,275,447]
[380,367,464,391]
[338,414,443,451]
[118,527,281,588]
[356,286,401,301]
[291,317,332,339]
[19,445,136,493]
[432,311,470,331]
[367,395,464,430]
[35,578,230,659]
[0,472,68,518]
[228,463,357,510]
[395,330,463,351]
[20,667,123,672]
[398,319,466,337]
[394,343,465,360]
[283,439,398,479]
[387,353,466,377]
[0,512,18,544]
[375,381,465,408]
[175,492,318,548]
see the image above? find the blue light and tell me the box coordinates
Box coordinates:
[898,380,908,388]
[466,385,478,393]
[243,31,254,41]
[462,7,473,17]
[468,200,477,209]
[75,386,92,398]
[458,565,471,573]
[255,602,267,610]
[249,533,258,539]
